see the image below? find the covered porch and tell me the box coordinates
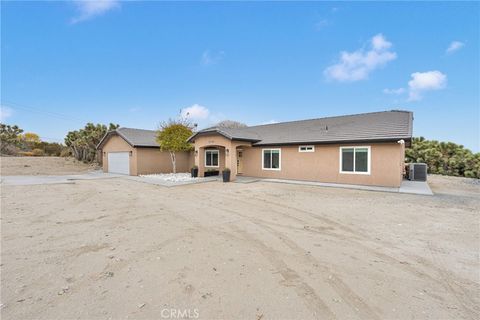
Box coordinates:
[192,134,252,181]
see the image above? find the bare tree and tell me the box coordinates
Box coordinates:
[215,120,247,129]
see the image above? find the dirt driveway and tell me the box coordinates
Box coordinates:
[1,170,479,319]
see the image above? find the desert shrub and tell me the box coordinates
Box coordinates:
[18,151,34,157]
[32,148,45,156]
[406,137,480,178]
[60,148,72,157]
[43,142,63,156]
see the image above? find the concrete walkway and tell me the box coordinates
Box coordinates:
[399,180,434,195]
[0,171,123,186]
[236,176,433,195]
[234,176,263,184]
[2,170,434,195]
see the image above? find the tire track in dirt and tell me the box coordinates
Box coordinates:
[426,241,480,316]
[257,221,382,320]
[191,186,479,319]
[229,224,337,320]
[183,189,380,319]
[250,192,480,319]
[224,210,381,320]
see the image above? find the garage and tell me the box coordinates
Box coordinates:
[107,152,130,175]
[97,127,193,176]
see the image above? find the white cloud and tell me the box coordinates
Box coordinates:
[446,41,465,54]
[371,34,392,51]
[181,104,210,120]
[71,0,120,24]
[383,88,405,95]
[201,50,225,66]
[408,70,447,101]
[324,33,397,82]
[0,106,13,122]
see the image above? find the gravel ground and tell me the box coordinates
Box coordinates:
[1,160,479,319]
[139,173,200,182]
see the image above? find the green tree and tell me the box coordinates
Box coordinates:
[0,123,24,154]
[156,118,194,173]
[406,137,480,178]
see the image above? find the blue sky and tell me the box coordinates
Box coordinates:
[1,1,479,151]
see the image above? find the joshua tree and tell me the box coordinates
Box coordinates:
[65,123,119,163]
[0,123,24,154]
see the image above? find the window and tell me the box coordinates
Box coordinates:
[262,149,281,170]
[205,149,219,167]
[340,146,370,174]
[299,145,315,153]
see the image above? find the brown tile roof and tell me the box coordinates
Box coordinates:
[188,110,413,145]
[97,127,159,148]
[98,110,413,149]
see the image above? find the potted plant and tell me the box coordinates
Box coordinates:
[222,168,231,182]
[191,165,198,178]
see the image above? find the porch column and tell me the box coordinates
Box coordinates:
[196,146,205,177]
[224,142,237,181]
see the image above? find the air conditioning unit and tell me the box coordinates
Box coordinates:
[408,163,427,181]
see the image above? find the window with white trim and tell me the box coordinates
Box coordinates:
[262,149,281,170]
[340,147,370,174]
[205,149,219,167]
[299,145,315,152]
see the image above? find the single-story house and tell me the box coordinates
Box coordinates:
[98,110,412,188]
[187,110,413,187]
[97,127,193,176]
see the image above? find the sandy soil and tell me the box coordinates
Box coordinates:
[0,157,96,176]
[1,162,479,319]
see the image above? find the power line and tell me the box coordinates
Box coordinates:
[1,100,90,123]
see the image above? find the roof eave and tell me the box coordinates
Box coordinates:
[187,129,233,143]
[252,137,412,147]
[96,130,135,150]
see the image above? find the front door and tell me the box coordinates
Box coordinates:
[237,150,243,174]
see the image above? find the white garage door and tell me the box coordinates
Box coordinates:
[107,152,130,175]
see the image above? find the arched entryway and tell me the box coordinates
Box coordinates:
[192,134,252,181]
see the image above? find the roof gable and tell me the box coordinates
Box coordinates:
[97,127,159,149]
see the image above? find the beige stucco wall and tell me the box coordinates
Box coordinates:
[101,135,137,175]
[192,134,251,179]
[101,134,194,176]
[136,148,192,175]
[240,143,404,187]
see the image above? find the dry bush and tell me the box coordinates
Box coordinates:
[32,149,45,156]
[18,151,34,157]
[60,148,71,157]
